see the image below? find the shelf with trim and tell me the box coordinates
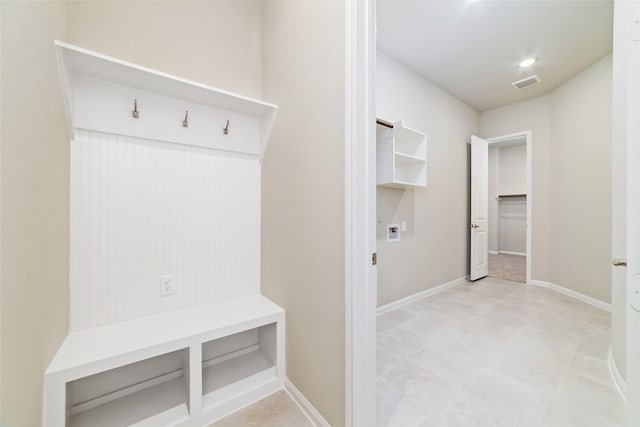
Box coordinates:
[55,40,277,160]
[376,118,427,189]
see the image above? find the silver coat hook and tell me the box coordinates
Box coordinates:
[182,110,189,128]
[132,99,139,118]
[223,119,230,135]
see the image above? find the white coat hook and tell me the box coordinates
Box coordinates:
[182,110,189,128]
[223,120,230,135]
[132,99,139,118]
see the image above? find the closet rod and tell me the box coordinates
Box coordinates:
[376,118,394,129]
[496,193,526,199]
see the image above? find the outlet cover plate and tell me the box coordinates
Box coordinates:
[160,275,175,296]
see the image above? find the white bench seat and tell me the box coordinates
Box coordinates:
[44,295,285,427]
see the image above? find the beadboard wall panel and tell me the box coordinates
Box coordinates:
[70,129,260,331]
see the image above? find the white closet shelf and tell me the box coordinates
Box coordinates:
[55,41,276,118]
[378,180,426,190]
[496,193,527,199]
[394,151,425,164]
[376,118,427,189]
[54,41,278,159]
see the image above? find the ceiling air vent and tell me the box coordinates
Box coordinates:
[512,74,542,90]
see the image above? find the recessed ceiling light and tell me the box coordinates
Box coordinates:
[519,58,537,68]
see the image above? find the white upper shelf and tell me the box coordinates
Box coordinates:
[54,40,278,159]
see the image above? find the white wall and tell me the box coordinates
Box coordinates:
[549,55,612,303]
[69,1,263,99]
[498,144,526,195]
[497,198,527,255]
[376,51,480,306]
[1,2,266,424]
[1,2,70,425]
[481,55,612,303]
[481,95,552,281]
[488,147,499,252]
[261,2,346,425]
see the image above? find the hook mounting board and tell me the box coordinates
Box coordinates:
[55,40,277,161]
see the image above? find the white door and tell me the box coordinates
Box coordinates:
[626,0,640,423]
[610,0,630,414]
[470,135,489,281]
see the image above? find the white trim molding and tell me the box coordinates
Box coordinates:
[608,347,627,402]
[377,276,468,316]
[498,250,526,257]
[284,378,331,427]
[345,0,377,426]
[528,280,611,312]
[489,250,499,255]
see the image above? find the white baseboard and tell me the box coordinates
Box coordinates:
[489,250,499,255]
[608,346,627,402]
[376,276,468,316]
[498,250,526,256]
[528,280,611,312]
[284,377,330,427]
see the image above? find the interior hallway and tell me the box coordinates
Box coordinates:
[489,253,526,283]
[377,277,624,427]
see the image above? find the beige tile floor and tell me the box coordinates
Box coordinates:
[209,390,312,427]
[377,277,625,427]
[209,277,623,427]
[489,253,526,283]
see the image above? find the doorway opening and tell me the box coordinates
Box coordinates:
[486,131,532,284]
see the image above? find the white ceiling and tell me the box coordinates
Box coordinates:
[377,0,613,112]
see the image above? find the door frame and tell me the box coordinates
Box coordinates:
[345,0,377,426]
[485,130,533,284]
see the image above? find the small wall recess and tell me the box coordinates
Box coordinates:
[387,224,400,243]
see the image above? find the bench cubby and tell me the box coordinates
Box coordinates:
[44,295,285,426]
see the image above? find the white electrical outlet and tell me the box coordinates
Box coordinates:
[160,275,175,296]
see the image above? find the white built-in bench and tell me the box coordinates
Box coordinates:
[43,295,285,426]
[47,41,284,426]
